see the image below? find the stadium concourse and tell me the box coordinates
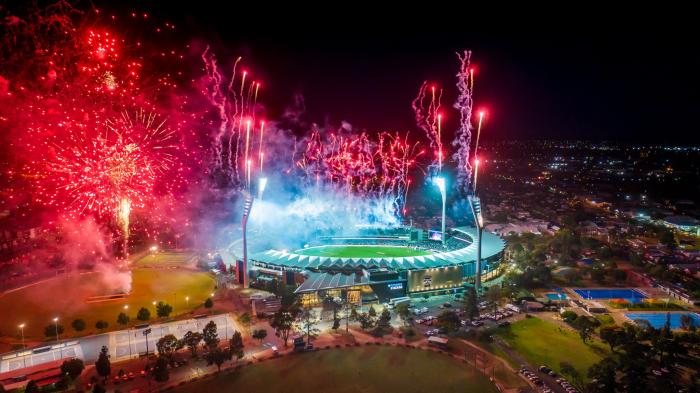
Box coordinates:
[246,226,505,306]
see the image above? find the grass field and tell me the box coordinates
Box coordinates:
[133,251,195,267]
[173,346,499,393]
[495,317,608,381]
[295,245,431,258]
[0,269,215,339]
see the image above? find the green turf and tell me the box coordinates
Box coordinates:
[295,245,431,258]
[0,269,215,338]
[133,251,195,267]
[494,317,608,381]
[172,346,499,393]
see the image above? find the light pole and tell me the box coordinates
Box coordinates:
[242,193,254,288]
[468,195,484,294]
[53,317,60,342]
[18,323,26,368]
[434,177,447,246]
[124,305,132,358]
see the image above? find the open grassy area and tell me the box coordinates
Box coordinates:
[295,245,431,258]
[173,346,499,393]
[494,317,608,380]
[0,269,215,338]
[133,251,195,267]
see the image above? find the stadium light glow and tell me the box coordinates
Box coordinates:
[258,177,268,200]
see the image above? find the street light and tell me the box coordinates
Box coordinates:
[53,317,60,342]
[433,177,446,245]
[18,323,26,368]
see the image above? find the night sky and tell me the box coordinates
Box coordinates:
[103,4,700,144]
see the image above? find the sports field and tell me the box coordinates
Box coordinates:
[0,269,215,338]
[172,346,499,393]
[494,317,608,381]
[133,251,196,267]
[295,245,431,258]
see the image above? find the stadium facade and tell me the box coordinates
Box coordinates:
[247,226,505,306]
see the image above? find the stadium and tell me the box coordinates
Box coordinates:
[247,226,505,306]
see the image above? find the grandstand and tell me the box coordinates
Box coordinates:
[247,226,505,305]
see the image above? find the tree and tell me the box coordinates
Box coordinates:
[95,320,108,332]
[204,297,214,309]
[561,310,578,323]
[374,308,393,335]
[298,308,320,344]
[587,357,618,393]
[368,305,377,317]
[600,326,626,353]
[137,307,151,321]
[156,334,179,359]
[463,286,479,321]
[25,380,39,393]
[182,331,203,357]
[205,347,230,372]
[95,346,111,382]
[358,313,375,330]
[61,358,85,380]
[485,286,502,314]
[573,316,596,344]
[270,309,297,347]
[560,361,582,387]
[202,320,219,351]
[349,306,359,321]
[252,329,268,343]
[152,356,169,382]
[44,323,64,338]
[229,331,244,362]
[680,314,695,330]
[612,269,627,284]
[156,301,173,318]
[238,312,251,326]
[659,230,676,250]
[395,303,411,326]
[437,310,461,333]
[117,312,129,327]
[72,319,86,333]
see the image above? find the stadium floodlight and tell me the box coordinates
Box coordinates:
[468,195,484,294]
[257,177,268,200]
[433,177,447,245]
[241,193,254,288]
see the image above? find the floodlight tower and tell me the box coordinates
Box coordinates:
[468,194,484,293]
[241,193,254,288]
[434,177,447,245]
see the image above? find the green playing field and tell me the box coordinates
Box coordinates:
[294,245,431,258]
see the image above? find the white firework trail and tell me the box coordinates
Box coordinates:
[452,50,475,196]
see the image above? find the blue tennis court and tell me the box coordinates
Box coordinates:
[626,312,700,329]
[573,288,648,302]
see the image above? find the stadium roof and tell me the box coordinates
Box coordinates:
[250,226,505,271]
[294,271,369,294]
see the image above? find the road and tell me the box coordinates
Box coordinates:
[0,314,238,373]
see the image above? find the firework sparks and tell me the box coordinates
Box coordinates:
[452,50,476,196]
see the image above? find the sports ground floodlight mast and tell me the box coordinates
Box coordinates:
[242,193,254,288]
[434,177,447,245]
